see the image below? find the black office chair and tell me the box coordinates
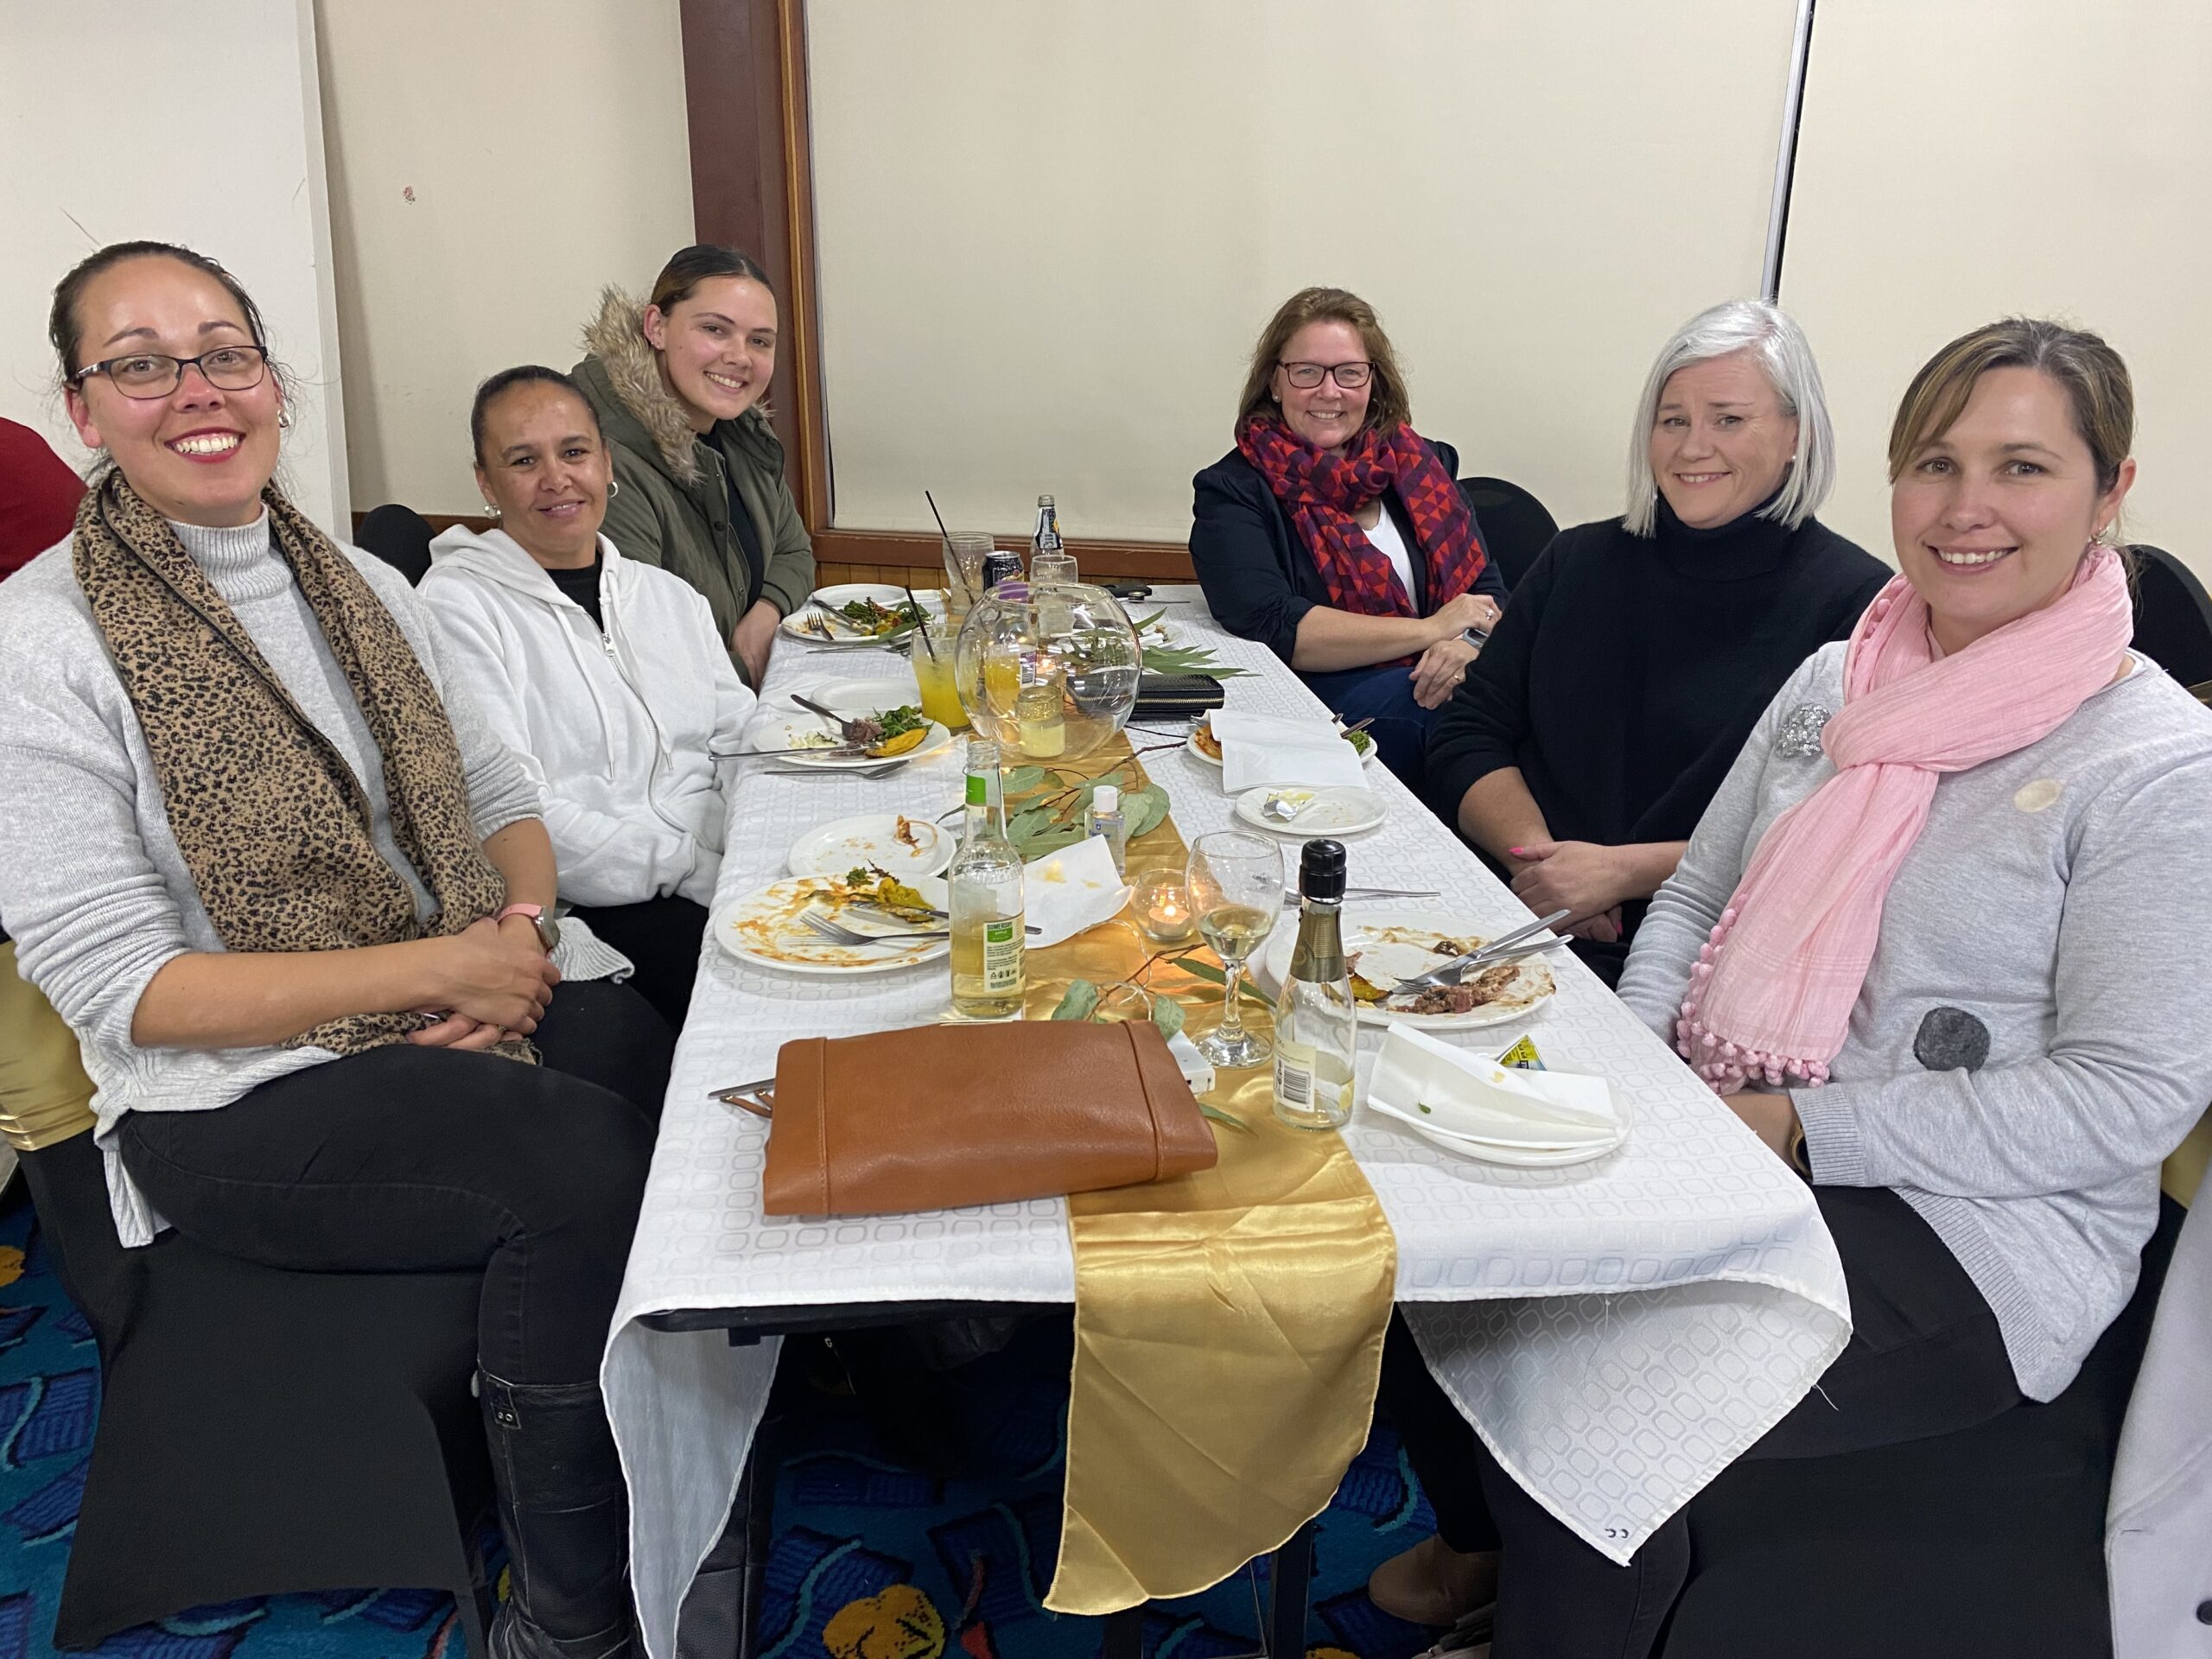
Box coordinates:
[1657,1197,2183,1658]
[20,1128,494,1655]
[2129,544,2212,690]
[1457,478,1559,594]
[355,502,438,587]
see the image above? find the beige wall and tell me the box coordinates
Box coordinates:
[1,0,349,531]
[806,0,1798,543]
[313,0,696,518]
[1779,1,2212,582]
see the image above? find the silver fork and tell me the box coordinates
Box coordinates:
[799,912,950,946]
[1389,909,1570,995]
[761,759,910,779]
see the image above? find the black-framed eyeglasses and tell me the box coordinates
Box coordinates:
[71,345,270,400]
[1278,359,1372,391]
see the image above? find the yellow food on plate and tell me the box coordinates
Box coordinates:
[869,726,929,757]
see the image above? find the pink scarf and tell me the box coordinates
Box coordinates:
[1677,543,2135,1094]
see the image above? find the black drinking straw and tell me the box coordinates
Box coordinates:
[903,581,937,658]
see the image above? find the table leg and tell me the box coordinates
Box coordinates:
[1102,1607,1145,1659]
[1263,1521,1316,1659]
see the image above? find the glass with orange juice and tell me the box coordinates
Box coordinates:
[912,618,969,732]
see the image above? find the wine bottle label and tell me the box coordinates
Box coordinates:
[982,918,1022,992]
[1274,1038,1347,1116]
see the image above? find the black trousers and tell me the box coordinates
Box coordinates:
[1382,1187,2022,1658]
[117,980,674,1385]
[568,895,709,1033]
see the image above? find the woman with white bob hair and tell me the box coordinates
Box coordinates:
[1425,300,1888,989]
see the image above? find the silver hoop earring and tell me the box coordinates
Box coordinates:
[277,410,294,431]
[607,478,620,498]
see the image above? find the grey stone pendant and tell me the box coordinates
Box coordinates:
[1776,702,1834,759]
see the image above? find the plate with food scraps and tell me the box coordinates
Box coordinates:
[749,683,950,768]
[781,584,938,645]
[714,869,952,976]
[787,811,953,879]
[1233,785,1387,838]
[1185,713,1377,768]
[1258,908,1556,1028]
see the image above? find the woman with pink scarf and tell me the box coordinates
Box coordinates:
[1375,321,2212,1658]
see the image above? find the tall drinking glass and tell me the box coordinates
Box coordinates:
[944,533,993,627]
[911,616,968,731]
[1186,830,1284,1067]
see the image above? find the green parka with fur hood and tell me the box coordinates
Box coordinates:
[572,288,815,683]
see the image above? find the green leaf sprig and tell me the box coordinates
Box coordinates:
[1046,947,1254,1134]
[1001,763,1170,861]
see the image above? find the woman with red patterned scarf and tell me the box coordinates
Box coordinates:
[1190,287,1506,793]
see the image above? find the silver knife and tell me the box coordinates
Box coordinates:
[1390,908,1570,995]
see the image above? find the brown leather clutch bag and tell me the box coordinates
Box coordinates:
[761,1020,1218,1217]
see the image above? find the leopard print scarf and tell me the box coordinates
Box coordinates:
[73,472,529,1059]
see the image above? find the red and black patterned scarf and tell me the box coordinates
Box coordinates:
[1236,413,1486,624]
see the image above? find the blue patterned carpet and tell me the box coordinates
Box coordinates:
[0,1187,1440,1659]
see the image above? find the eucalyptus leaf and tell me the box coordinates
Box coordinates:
[1051,981,1101,1021]
[1004,766,1048,796]
[1173,955,1224,984]
[1198,1101,1253,1135]
[1121,784,1171,839]
[1007,805,1053,840]
[1149,995,1185,1040]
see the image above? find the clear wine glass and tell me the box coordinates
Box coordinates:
[1186,830,1285,1067]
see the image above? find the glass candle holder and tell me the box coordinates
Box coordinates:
[1132,868,1197,947]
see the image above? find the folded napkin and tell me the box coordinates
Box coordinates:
[1364,1022,1625,1161]
[1025,835,1135,948]
[1213,709,1368,793]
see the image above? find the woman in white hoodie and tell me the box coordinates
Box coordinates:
[421,366,755,1028]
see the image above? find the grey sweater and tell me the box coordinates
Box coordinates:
[1619,643,2212,1399]
[0,518,543,1246]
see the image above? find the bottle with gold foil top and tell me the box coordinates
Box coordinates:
[1273,838,1355,1128]
[948,737,1027,1018]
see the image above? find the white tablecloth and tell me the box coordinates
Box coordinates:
[603,588,1851,1659]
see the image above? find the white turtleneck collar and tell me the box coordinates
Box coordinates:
[168,512,289,604]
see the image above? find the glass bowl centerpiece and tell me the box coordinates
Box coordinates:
[954,573,1141,763]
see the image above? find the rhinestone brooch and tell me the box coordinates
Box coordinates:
[1776,703,1833,758]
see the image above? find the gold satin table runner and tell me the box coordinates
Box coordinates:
[1005,737,1399,1614]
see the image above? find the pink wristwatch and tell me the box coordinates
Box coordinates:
[498,902,561,954]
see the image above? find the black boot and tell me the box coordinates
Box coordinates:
[478,1371,636,1659]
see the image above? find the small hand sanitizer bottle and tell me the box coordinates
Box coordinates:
[1088,784,1128,875]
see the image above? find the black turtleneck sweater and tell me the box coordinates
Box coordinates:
[1427,500,1890,962]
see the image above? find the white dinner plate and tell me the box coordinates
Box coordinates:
[786,812,955,879]
[1184,714,1376,771]
[781,584,938,645]
[748,680,951,770]
[1256,907,1557,1030]
[714,874,950,976]
[1233,785,1387,838]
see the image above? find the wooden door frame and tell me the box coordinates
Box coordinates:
[677,0,1196,579]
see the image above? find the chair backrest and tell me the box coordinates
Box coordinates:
[2128,544,2212,688]
[354,503,437,587]
[1458,476,1560,593]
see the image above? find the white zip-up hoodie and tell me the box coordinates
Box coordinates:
[420,528,754,909]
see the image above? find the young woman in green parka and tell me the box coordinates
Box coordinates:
[572,245,815,687]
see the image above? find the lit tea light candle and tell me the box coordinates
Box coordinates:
[1133,869,1196,945]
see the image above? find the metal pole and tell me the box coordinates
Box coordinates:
[1762,0,1818,302]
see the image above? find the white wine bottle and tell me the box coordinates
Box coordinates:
[1273,838,1357,1128]
[948,737,1027,1019]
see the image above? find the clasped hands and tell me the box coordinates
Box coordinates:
[1506,840,1634,943]
[408,914,561,1050]
[1409,593,1502,709]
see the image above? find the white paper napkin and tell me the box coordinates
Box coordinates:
[1212,709,1368,792]
[1022,834,1135,948]
[1364,1022,1626,1162]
